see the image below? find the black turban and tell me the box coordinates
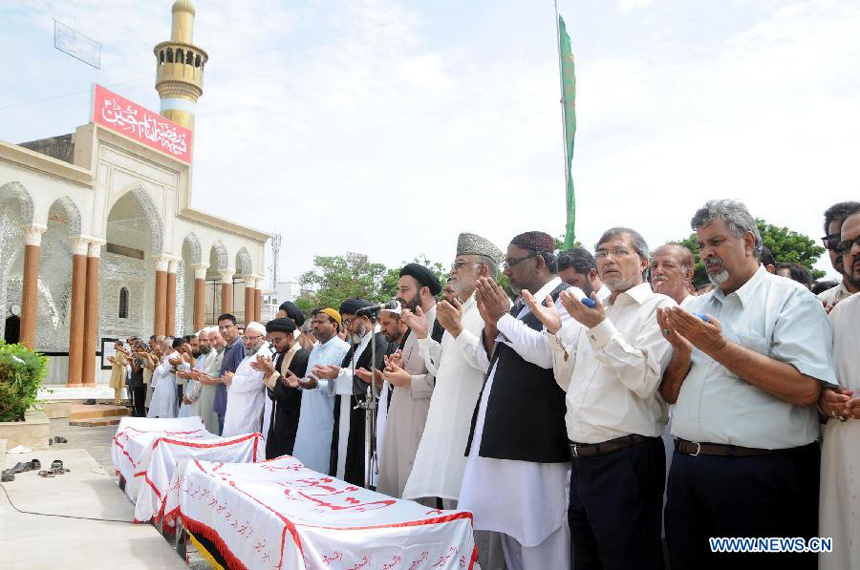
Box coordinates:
[399,263,442,295]
[339,298,373,316]
[278,301,305,327]
[266,317,296,334]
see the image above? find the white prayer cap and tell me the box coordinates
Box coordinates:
[205,326,219,335]
[245,321,266,335]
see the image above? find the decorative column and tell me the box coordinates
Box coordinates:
[81,239,104,385]
[192,263,209,331]
[243,275,256,325]
[19,224,46,350]
[154,256,169,336]
[166,258,178,336]
[254,274,263,323]
[66,236,89,386]
[219,269,234,315]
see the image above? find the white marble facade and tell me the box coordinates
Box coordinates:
[0,121,268,384]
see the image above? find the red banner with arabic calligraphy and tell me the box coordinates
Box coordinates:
[92,84,192,163]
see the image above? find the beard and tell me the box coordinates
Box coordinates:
[198,345,211,355]
[350,321,368,344]
[705,257,730,285]
[398,294,420,313]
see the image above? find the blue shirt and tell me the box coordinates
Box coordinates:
[212,337,246,415]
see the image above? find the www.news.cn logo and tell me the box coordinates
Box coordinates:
[709,537,833,554]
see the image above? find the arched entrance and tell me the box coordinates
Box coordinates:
[103,187,162,340]
[0,182,33,343]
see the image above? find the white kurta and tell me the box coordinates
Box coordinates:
[820,293,860,570]
[403,293,489,501]
[147,352,179,418]
[222,343,269,437]
[458,277,572,548]
[179,352,213,418]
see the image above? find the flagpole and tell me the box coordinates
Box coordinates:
[554,0,574,248]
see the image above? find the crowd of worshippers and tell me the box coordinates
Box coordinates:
[106,198,860,570]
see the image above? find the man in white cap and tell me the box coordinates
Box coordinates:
[221,321,270,437]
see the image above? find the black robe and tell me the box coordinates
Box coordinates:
[329,331,394,486]
[265,346,310,459]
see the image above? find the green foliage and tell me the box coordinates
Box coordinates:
[296,253,448,310]
[554,235,583,251]
[677,218,826,287]
[0,341,48,422]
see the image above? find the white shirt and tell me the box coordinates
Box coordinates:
[672,266,836,449]
[333,330,374,480]
[595,284,611,305]
[458,276,573,546]
[548,282,675,443]
[403,293,490,501]
[817,280,855,305]
[222,342,270,437]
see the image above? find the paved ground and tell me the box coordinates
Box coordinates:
[0,418,209,569]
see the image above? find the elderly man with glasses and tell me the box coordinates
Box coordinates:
[458,231,579,570]
[526,227,676,570]
[818,201,860,310]
[221,321,271,437]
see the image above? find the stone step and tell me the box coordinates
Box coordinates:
[68,419,122,427]
[68,404,130,421]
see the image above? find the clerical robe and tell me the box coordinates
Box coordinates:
[377,305,437,498]
[820,292,860,570]
[403,294,489,501]
[222,343,270,437]
[330,331,393,486]
[147,352,179,419]
[264,343,310,459]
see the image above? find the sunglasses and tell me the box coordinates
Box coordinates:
[836,236,860,255]
[821,233,841,251]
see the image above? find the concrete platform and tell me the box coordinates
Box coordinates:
[0,448,187,569]
[0,410,51,450]
[38,385,115,401]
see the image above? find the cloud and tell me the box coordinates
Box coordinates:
[2,0,858,284]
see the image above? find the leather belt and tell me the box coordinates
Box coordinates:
[674,438,789,457]
[569,434,656,458]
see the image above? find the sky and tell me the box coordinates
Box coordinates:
[1,0,858,284]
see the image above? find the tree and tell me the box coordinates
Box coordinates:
[677,219,826,287]
[294,253,448,311]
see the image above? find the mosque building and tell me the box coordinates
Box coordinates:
[0,0,269,386]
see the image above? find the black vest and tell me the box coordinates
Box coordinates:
[466,281,570,463]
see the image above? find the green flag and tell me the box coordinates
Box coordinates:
[558,15,577,249]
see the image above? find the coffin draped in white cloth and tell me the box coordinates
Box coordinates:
[111,416,210,493]
[132,432,265,524]
[165,456,477,570]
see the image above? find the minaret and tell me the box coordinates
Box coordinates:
[154,0,208,131]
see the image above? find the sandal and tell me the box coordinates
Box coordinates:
[29,459,41,471]
[38,470,55,478]
[1,470,14,482]
[54,436,68,444]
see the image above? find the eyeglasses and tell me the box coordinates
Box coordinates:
[503,252,538,269]
[450,260,476,271]
[245,334,263,341]
[595,247,634,260]
[342,317,354,327]
[821,233,841,251]
[836,236,860,255]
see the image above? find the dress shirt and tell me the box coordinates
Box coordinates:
[595,284,611,305]
[672,266,836,449]
[817,280,855,305]
[548,282,675,444]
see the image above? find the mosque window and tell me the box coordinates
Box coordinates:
[167,48,174,63]
[159,50,165,64]
[176,49,184,64]
[119,287,129,319]
[194,54,201,68]
[186,51,193,65]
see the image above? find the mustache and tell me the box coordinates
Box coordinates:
[704,258,724,269]
[652,275,668,283]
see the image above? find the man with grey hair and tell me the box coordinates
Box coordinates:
[525,226,675,569]
[221,321,270,437]
[650,244,695,307]
[402,232,506,570]
[658,199,835,569]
